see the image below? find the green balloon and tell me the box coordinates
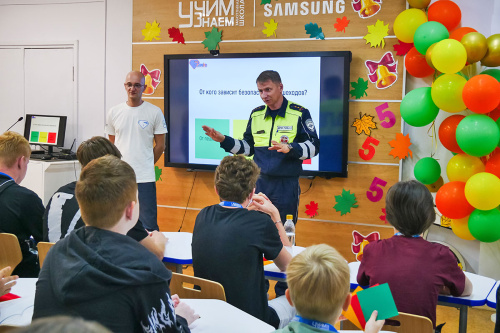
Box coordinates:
[481,69,500,82]
[401,87,440,127]
[414,157,441,184]
[414,21,449,55]
[468,208,500,242]
[456,115,500,156]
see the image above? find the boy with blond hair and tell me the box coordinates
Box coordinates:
[0,131,44,277]
[33,156,197,332]
[275,244,383,333]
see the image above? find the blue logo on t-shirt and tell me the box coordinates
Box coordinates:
[138,120,149,129]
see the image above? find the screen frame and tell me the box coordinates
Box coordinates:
[164,51,351,178]
[24,114,67,147]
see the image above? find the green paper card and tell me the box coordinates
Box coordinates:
[356,283,398,322]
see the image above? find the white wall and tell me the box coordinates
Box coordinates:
[0,0,132,146]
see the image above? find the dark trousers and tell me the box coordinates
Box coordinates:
[138,182,158,231]
[256,174,300,224]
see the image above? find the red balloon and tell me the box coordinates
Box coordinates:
[439,115,465,153]
[405,47,435,78]
[489,104,500,122]
[486,149,500,178]
[436,181,475,219]
[428,0,462,32]
[462,75,500,114]
[450,27,477,41]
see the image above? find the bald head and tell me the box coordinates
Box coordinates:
[125,71,145,83]
[124,71,146,106]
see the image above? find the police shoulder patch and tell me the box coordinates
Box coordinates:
[305,119,316,132]
[289,103,306,112]
[252,105,266,113]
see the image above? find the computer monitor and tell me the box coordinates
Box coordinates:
[23,114,67,156]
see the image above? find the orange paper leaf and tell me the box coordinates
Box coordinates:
[352,113,377,136]
[334,16,350,33]
[389,133,413,160]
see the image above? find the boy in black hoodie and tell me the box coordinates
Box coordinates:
[33,155,197,332]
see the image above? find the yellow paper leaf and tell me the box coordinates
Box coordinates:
[262,19,278,37]
[363,20,389,48]
[142,20,161,42]
[351,113,377,136]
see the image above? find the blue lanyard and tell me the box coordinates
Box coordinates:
[395,232,421,238]
[219,201,244,208]
[0,172,13,180]
[292,315,338,332]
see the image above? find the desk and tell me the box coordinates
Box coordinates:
[0,278,36,326]
[162,232,193,273]
[487,281,498,308]
[348,262,496,333]
[263,246,306,282]
[182,298,274,333]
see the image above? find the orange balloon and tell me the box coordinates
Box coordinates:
[439,115,465,153]
[451,216,475,240]
[450,27,477,41]
[435,181,475,219]
[485,150,500,178]
[428,0,461,31]
[462,74,500,114]
[405,47,435,78]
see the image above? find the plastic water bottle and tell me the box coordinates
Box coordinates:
[284,214,295,246]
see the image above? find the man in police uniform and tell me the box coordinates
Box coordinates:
[203,70,320,225]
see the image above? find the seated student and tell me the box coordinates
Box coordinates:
[357,180,472,329]
[0,131,44,277]
[275,244,384,333]
[0,266,18,297]
[192,155,294,329]
[15,316,111,333]
[33,156,198,332]
[43,136,166,259]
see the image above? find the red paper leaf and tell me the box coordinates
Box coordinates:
[380,208,387,223]
[334,16,350,33]
[305,201,319,218]
[168,27,185,44]
[393,40,413,56]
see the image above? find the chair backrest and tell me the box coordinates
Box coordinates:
[170,272,226,301]
[0,233,22,276]
[342,312,433,333]
[37,242,55,268]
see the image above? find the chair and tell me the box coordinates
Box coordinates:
[37,242,55,268]
[0,326,18,333]
[170,272,226,301]
[0,233,22,276]
[341,312,433,333]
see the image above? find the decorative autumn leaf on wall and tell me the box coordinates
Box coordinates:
[334,16,350,33]
[305,22,325,40]
[389,133,413,160]
[393,40,413,56]
[352,113,377,136]
[155,166,163,182]
[142,20,161,42]
[305,201,319,218]
[261,0,271,4]
[349,78,368,99]
[202,27,222,50]
[379,208,386,223]
[263,19,278,37]
[168,27,185,44]
[364,20,389,48]
[334,189,359,216]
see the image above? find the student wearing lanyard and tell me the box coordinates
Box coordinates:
[274,244,384,333]
[357,180,473,330]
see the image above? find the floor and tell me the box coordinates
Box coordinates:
[180,266,496,332]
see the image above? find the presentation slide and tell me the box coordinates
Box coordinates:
[187,56,321,170]
[28,116,60,145]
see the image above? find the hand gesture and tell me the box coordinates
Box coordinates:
[175,301,200,326]
[202,126,225,143]
[268,140,290,153]
[364,310,385,333]
[248,193,280,222]
[0,266,18,297]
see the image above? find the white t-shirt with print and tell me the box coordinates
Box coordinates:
[105,101,167,183]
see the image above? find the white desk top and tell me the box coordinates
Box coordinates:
[487,281,498,308]
[264,246,306,280]
[0,278,36,326]
[181,299,275,333]
[348,262,496,307]
[162,232,193,265]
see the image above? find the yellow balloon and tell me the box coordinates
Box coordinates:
[447,154,485,182]
[481,34,500,67]
[465,172,500,210]
[425,43,437,70]
[431,74,467,113]
[451,217,475,240]
[407,0,431,9]
[432,39,467,74]
[461,32,488,64]
[394,9,428,43]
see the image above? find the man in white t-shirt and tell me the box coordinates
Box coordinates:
[106,71,167,231]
